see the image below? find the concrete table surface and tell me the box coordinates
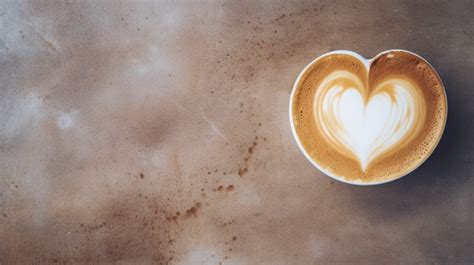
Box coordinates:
[1,1,473,264]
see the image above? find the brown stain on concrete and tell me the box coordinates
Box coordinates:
[3,192,180,264]
[238,138,258,177]
[212,184,234,192]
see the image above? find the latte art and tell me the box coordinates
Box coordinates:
[314,71,426,171]
[290,50,447,184]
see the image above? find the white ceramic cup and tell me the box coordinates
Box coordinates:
[289,49,448,185]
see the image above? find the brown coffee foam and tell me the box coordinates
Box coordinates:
[292,51,447,182]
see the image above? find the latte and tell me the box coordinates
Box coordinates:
[290,50,447,184]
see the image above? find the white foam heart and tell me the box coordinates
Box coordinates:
[314,70,425,171]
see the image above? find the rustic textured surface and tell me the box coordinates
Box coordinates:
[0,1,473,264]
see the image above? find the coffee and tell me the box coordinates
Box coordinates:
[290,50,447,184]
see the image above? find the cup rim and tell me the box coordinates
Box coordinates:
[289,49,448,186]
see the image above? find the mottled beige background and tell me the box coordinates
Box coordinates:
[0,1,473,264]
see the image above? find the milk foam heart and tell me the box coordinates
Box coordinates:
[314,71,426,170]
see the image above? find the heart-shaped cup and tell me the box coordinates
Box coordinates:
[289,49,447,185]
